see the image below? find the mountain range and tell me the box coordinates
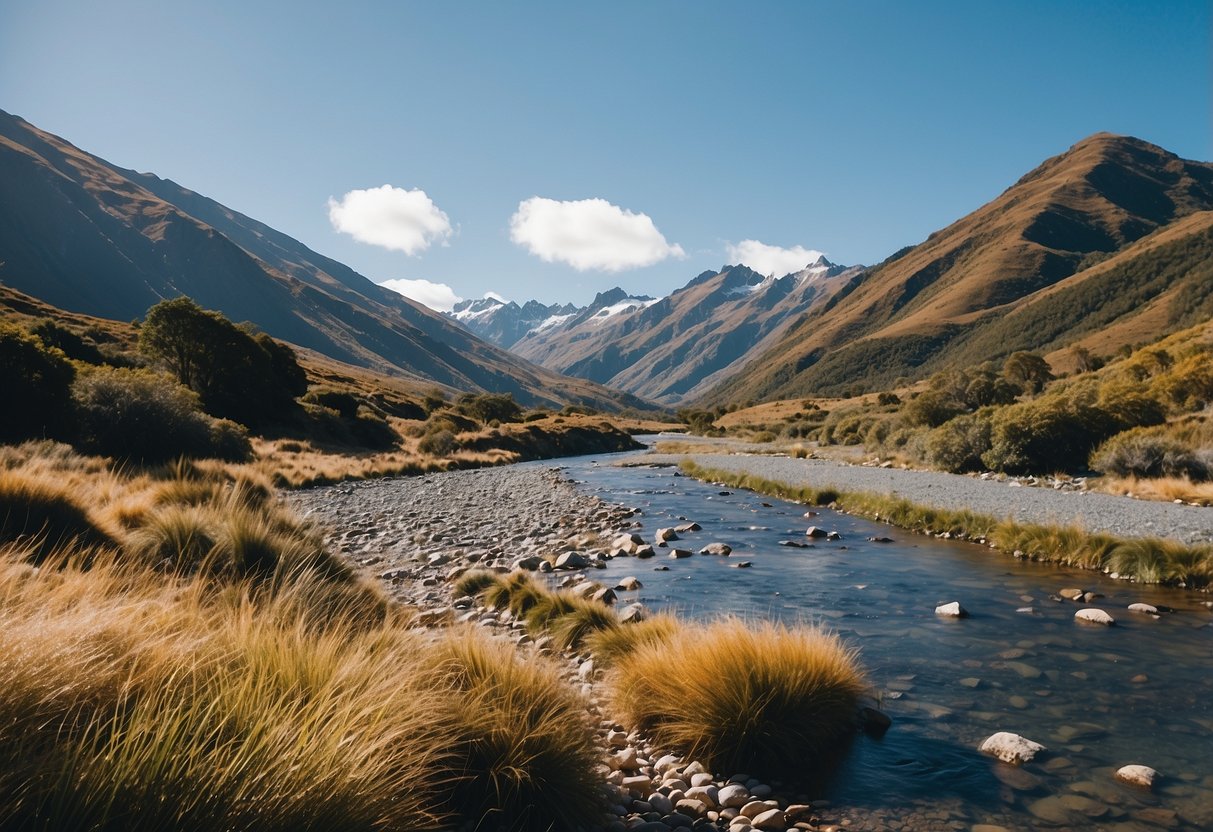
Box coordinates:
[3,109,1211,414]
[0,108,648,412]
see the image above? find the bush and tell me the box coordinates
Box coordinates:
[610,618,864,774]
[921,412,993,472]
[981,397,1110,474]
[72,368,252,463]
[901,390,965,428]
[0,323,75,443]
[418,429,457,456]
[28,319,105,364]
[1090,428,1213,480]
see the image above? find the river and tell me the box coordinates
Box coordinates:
[553,449,1213,831]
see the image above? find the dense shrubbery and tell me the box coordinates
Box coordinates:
[73,368,252,464]
[139,297,307,427]
[1090,427,1213,480]
[0,324,76,443]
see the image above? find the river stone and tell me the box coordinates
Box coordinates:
[699,542,732,555]
[614,532,645,552]
[656,527,680,542]
[513,555,544,571]
[684,785,718,808]
[935,601,968,617]
[1074,608,1115,626]
[1116,764,1158,789]
[617,575,643,591]
[619,603,646,623]
[676,798,709,817]
[647,792,673,814]
[731,560,752,568]
[675,522,701,532]
[554,551,590,570]
[1128,602,1159,615]
[669,548,693,558]
[805,526,828,538]
[635,545,656,558]
[980,731,1045,764]
[621,774,652,793]
[751,808,786,830]
[717,784,750,808]
[592,587,617,604]
[1059,587,1086,601]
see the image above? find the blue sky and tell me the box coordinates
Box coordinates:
[2,1,1209,309]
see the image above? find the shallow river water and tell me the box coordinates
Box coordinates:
[553,451,1213,831]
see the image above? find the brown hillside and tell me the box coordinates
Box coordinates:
[707,133,1213,402]
[0,109,652,413]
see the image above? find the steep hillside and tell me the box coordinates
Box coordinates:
[512,257,859,404]
[707,133,1213,402]
[0,109,651,412]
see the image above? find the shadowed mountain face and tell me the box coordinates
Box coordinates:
[705,133,1213,403]
[0,109,652,412]
[506,258,861,405]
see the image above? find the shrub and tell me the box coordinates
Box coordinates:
[1090,428,1213,480]
[28,319,105,364]
[418,428,457,456]
[0,323,75,443]
[921,412,993,473]
[876,392,901,406]
[610,618,864,774]
[901,390,964,428]
[981,398,1108,474]
[72,368,252,463]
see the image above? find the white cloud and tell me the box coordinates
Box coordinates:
[509,197,685,272]
[328,185,452,255]
[484,291,508,303]
[379,278,462,312]
[726,239,825,277]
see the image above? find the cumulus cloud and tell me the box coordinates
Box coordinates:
[379,278,462,312]
[509,197,685,271]
[328,185,452,255]
[726,239,825,278]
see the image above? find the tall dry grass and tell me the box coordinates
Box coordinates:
[610,618,865,774]
[0,444,608,831]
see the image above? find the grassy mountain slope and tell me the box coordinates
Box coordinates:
[0,109,651,412]
[706,133,1213,402]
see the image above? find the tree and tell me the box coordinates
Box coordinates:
[1003,351,1053,394]
[139,297,306,427]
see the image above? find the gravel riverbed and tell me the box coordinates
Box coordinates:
[646,453,1213,545]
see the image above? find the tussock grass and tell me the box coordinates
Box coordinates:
[585,613,682,666]
[0,469,117,561]
[432,632,604,832]
[549,598,619,650]
[682,461,1213,587]
[0,444,610,830]
[610,618,865,774]
[453,568,503,598]
[1097,473,1213,505]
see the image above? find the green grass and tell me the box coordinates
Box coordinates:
[681,460,1213,587]
[610,617,865,774]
